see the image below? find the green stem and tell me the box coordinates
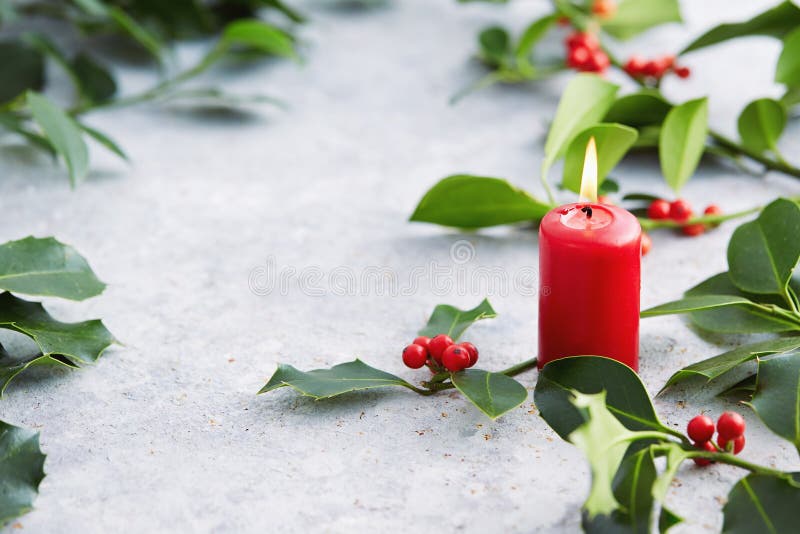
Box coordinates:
[686,449,794,479]
[637,205,760,230]
[418,357,538,395]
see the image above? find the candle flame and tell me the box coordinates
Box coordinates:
[579,136,598,203]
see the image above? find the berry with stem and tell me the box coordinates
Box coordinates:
[687,415,715,443]
[647,199,671,220]
[719,435,746,455]
[717,412,746,441]
[692,440,717,466]
[429,334,454,364]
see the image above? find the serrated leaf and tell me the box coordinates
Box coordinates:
[417,299,496,340]
[410,175,551,228]
[221,19,296,59]
[750,352,800,452]
[535,356,667,440]
[737,98,786,154]
[728,198,800,296]
[0,420,46,526]
[0,40,44,104]
[258,359,414,398]
[0,236,106,300]
[659,98,708,193]
[451,369,527,419]
[722,473,800,534]
[562,123,638,193]
[776,27,800,86]
[600,0,681,40]
[26,92,89,187]
[603,91,672,128]
[0,354,76,397]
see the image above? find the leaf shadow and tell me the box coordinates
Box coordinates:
[160,105,269,126]
[250,386,411,419]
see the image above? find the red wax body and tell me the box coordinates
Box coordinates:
[538,203,641,371]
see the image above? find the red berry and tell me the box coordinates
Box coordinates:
[641,232,652,256]
[412,336,431,352]
[428,334,454,364]
[669,199,693,222]
[586,50,610,73]
[675,66,691,79]
[591,0,616,18]
[717,412,746,441]
[647,199,671,220]
[442,345,470,372]
[719,434,746,455]
[459,342,479,367]
[624,55,647,76]
[682,223,706,237]
[692,440,716,467]
[703,204,722,216]
[402,344,427,369]
[687,415,715,443]
[565,32,600,52]
[567,46,592,69]
[643,60,662,77]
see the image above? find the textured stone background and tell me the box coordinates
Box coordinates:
[1,0,799,532]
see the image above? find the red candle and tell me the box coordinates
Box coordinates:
[537,140,641,371]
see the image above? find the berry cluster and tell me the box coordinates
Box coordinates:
[565,32,609,74]
[687,412,746,466]
[402,335,479,373]
[624,54,690,81]
[647,198,721,236]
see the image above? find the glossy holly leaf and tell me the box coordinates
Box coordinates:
[682,1,800,54]
[258,359,415,398]
[603,91,672,128]
[659,98,708,193]
[0,41,44,104]
[418,299,496,340]
[514,14,557,76]
[601,0,681,40]
[221,19,296,59]
[737,98,786,154]
[642,294,760,317]
[535,356,667,440]
[26,92,89,187]
[0,236,106,300]
[728,198,800,296]
[0,354,77,397]
[750,352,800,453]
[661,336,800,390]
[451,369,527,419]
[562,124,638,193]
[776,27,800,86]
[410,175,551,228]
[722,473,800,534]
[0,420,46,526]
[478,26,510,67]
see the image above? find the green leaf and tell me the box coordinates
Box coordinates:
[728,198,800,296]
[659,97,708,193]
[661,336,800,390]
[71,52,116,103]
[737,98,786,154]
[723,473,800,534]
[0,354,77,397]
[0,113,55,158]
[0,420,46,526]
[642,294,759,316]
[535,356,666,440]
[601,0,681,40]
[776,27,800,86]
[750,352,800,452]
[478,26,510,66]
[514,15,556,75]
[543,74,619,171]
[451,369,527,419]
[409,175,551,228]
[107,7,163,61]
[562,123,638,193]
[0,41,44,104]
[221,19,296,59]
[682,1,800,54]
[417,298,497,340]
[26,92,90,187]
[260,0,307,24]
[258,359,414,398]
[0,236,106,300]
[80,123,128,161]
[603,91,672,128]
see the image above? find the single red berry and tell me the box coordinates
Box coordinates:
[624,55,647,76]
[591,0,616,18]
[669,199,693,222]
[567,46,592,69]
[692,440,716,467]
[675,66,691,79]
[565,32,600,52]
[717,412,746,441]
[647,199,671,220]
[402,344,427,369]
[687,415,715,443]
[641,232,652,256]
[586,50,610,73]
[428,334,454,364]
[459,342,479,367]
[718,434,746,455]
[703,204,722,216]
[442,345,470,372]
[643,59,662,77]
[412,336,431,353]
[682,223,706,237]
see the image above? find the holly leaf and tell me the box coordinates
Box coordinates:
[603,90,672,128]
[750,352,800,453]
[535,356,667,440]
[0,236,106,301]
[562,123,638,194]
[410,175,551,228]
[776,27,800,86]
[642,294,762,317]
[659,97,708,193]
[258,359,415,399]
[682,1,800,54]
[417,298,496,340]
[451,369,527,419]
[727,198,800,296]
[661,336,800,391]
[737,98,787,154]
[722,473,800,534]
[0,420,46,526]
[600,0,681,41]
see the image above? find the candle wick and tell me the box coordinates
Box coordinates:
[581,205,593,219]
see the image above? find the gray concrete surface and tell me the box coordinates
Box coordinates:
[1,0,799,532]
